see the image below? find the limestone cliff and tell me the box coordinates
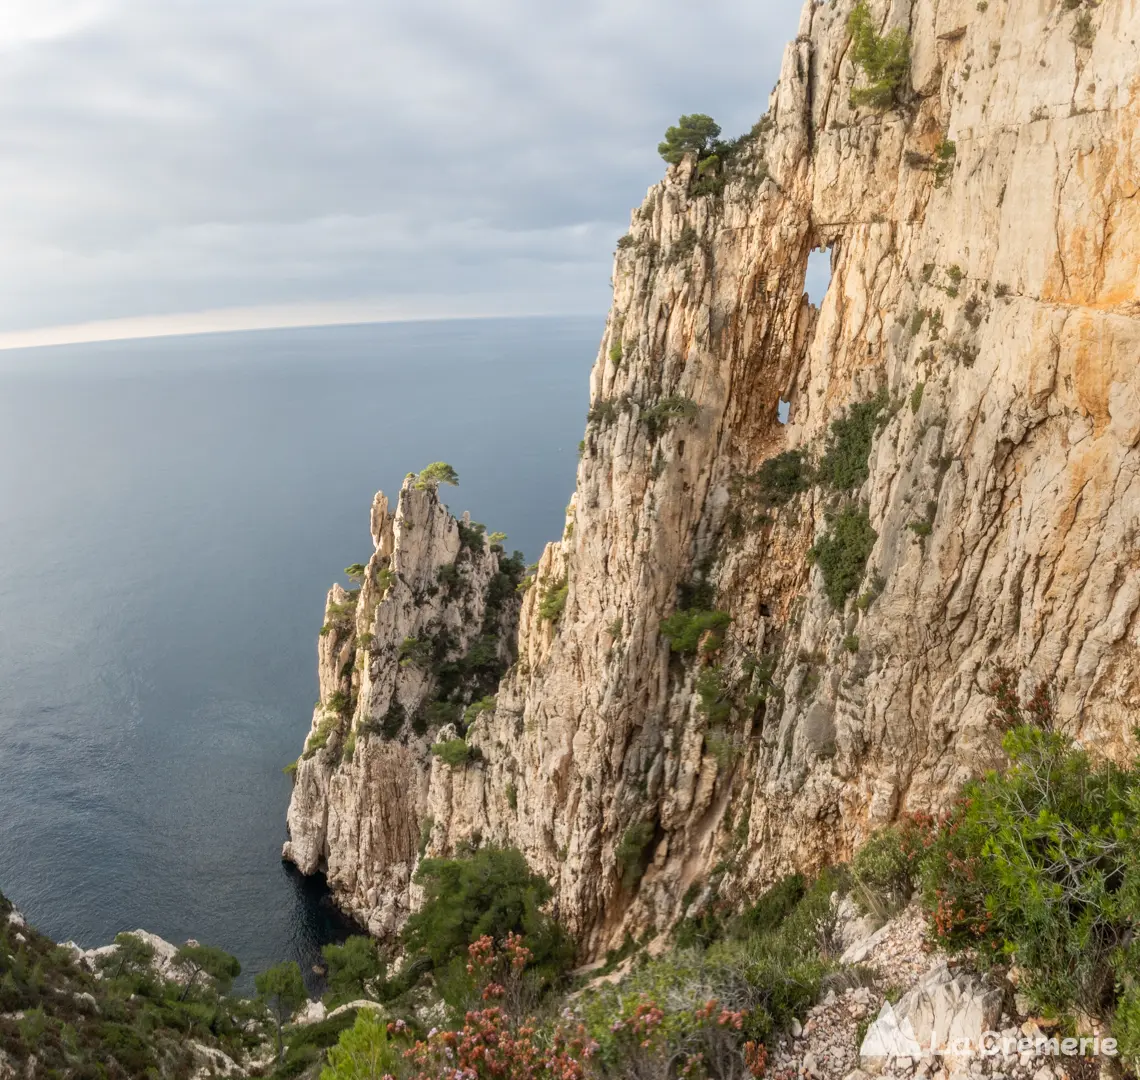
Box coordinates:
[283,477,523,935]
[289,0,1140,957]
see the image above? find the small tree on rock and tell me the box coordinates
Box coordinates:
[174,943,241,1001]
[102,932,156,981]
[256,961,307,1063]
[658,114,722,164]
[414,462,459,490]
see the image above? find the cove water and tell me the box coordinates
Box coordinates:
[0,316,597,984]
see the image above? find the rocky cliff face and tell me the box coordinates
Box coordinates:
[283,477,523,935]
[288,0,1140,956]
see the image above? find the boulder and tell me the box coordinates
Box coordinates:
[861,964,1003,1072]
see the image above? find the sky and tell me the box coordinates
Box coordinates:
[0,0,805,347]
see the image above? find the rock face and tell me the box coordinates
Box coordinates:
[287,0,1140,957]
[282,477,524,934]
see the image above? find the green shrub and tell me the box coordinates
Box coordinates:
[843,634,860,654]
[321,937,385,1004]
[505,782,518,810]
[538,576,569,623]
[256,961,307,1064]
[809,505,877,608]
[414,462,459,490]
[609,340,623,365]
[402,847,573,978]
[431,738,476,768]
[659,608,731,654]
[658,114,722,164]
[665,224,700,267]
[847,1,910,109]
[304,714,340,758]
[817,391,887,490]
[752,449,812,506]
[283,759,299,778]
[933,139,957,186]
[921,724,1140,1030]
[695,667,732,725]
[738,873,808,938]
[457,519,486,551]
[320,1009,399,1080]
[581,869,843,1074]
[910,383,924,413]
[616,821,656,890]
[463,695,496,727]
[643,395,699,438]
[851,825,924,918]
[398,636,432,669]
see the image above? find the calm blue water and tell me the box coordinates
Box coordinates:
[0,316,597,985]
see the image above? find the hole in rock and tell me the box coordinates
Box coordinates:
[804,247,833,307]
[777,399,791,424]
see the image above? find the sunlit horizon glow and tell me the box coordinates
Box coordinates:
[0,298,597,352]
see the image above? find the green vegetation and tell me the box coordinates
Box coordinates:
[413,461,459,490]
[609,340,622,366]
[320,595,358,637]
[933,139,957,186]
[322,937,385,1004]
[910,382,924,413]
[430,737,476,768]
[847,1,911,109]
[320,1009,399,1080]
[921,722,1140,1020]
[642,395,699,439]
[538,575,569,623]
[809,505,877,608]
[344,562,367,583]
[402,847,573,979]
[304,714,341,758]
[850,821,924,918]
[659,608,732,654]
[174,943,241,1001]
[658,114,722,164]
[817,391,887,491]
[463,694,497,726]
[696,666,733,725]
[256,961,307,1063]
[843,634,860,653]
[615,821,657,890]
[593,869,844,1072]
[0,895,265,1076]
[753,449,812,505]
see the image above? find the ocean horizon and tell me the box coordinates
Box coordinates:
[0,314,599,984]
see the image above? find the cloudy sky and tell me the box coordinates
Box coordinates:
[0,0,803,346]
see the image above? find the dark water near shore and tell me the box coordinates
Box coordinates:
[0,316,596,986]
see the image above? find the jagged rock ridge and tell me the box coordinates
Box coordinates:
[287,0,1140,957]
[283,476,524,935]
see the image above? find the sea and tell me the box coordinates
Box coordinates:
[0,315,598,985]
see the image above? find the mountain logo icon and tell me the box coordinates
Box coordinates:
[861,1002,924,1060]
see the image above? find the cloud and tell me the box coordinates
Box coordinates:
[0,0,804,340]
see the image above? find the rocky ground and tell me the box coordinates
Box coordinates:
[769,901,1109,1080]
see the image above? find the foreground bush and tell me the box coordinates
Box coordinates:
[920,724,1140,1053]
[577,870,842,1078]
[401,847,573,982]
